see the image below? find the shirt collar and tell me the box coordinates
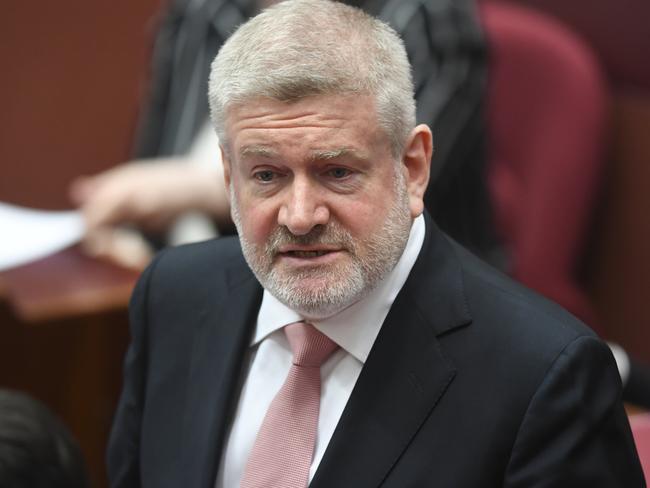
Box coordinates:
[253,214,426,363]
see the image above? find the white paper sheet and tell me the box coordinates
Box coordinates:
[0,202,85,272]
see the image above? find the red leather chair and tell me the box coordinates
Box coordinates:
[481,2,608,333]
[630,414,650,479]
[505,0,650,90]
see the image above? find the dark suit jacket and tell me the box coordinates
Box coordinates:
[107,216,644,487]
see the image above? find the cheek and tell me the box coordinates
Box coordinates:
[230,175,279,244]
[333,196,390,235]
[236,196,280,244]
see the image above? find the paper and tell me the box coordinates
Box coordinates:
[0,202,85,271]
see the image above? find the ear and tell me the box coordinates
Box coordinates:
[220,144,232,204]
[402,124,433,218]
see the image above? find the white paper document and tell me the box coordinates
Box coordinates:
[0,202,85,272]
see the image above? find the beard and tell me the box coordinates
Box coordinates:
[231,172,413,320]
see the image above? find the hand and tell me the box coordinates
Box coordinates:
[70,159,230,233]
[81,227,154,270]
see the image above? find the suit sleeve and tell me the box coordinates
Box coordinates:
[504,335,645,487]
[106,252,166,488]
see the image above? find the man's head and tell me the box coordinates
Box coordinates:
[209,0,416,158]
[209,0,432,319]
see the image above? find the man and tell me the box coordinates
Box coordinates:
[107,1,644,486]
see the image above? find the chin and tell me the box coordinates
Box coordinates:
[281,295,356,321]
[268,272,370,320]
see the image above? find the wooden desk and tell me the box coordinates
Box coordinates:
[0,246,140,488]
[1,245,139,322]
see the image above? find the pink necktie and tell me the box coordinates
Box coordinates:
[240,322,339,488]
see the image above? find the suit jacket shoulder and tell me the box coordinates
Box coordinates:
[311,220,644,487]
[448,236,594,365]
[108,237,262,488]
[445,245,643,485]
[149,236,250,289]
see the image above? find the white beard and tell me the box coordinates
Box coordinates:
[231,171,412,320]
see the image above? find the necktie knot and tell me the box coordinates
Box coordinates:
[285,322,338,367]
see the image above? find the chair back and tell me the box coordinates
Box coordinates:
[481,2,608,329]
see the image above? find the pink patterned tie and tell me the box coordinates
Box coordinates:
[240,322,339,488]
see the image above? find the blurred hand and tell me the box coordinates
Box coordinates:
[81,227,155,271]
[69,158,231,268]
[70,159,230,233]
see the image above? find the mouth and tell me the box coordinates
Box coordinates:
[283,250,331,258]
[276,247,344,265]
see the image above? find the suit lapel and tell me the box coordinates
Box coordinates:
[180,261,262,488]
[311,215,472,488]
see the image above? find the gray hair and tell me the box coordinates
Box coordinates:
[208,0,416,157]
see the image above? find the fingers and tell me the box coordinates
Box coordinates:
[81,178,133,231]
[81,227,153,270]
[69,175,98,205]
[69,160,231,234]
[71,163,159,231]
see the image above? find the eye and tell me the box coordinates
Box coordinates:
[327,167,352,179]
[254,170,276,182]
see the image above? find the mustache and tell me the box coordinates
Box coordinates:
[265,223,354,253]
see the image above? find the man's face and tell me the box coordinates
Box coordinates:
[223,94,419,320]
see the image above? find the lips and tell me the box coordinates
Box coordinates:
[285,250,330,258]
[275,246,344,264]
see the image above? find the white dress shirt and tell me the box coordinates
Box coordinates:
[167,123,223,246]
[215,215,425,488]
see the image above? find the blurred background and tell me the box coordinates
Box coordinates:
[1,0,649,486]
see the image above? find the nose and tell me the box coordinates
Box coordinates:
[277,177,330,235]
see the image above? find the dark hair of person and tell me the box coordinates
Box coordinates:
[0,389,89,488]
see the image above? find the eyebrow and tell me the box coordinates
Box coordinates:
[238,145,366,162]
[310,148,359,161]
[240,145,278,159]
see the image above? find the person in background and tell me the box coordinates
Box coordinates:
[0,389,89,488]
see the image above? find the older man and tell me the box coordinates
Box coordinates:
[107,1,643,487]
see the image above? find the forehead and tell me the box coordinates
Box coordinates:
[223,94,389,157]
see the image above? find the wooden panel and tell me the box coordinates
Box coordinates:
[0,0,164,209]
[0,302,130,488]
[590,94,650,360]
[0,247,139,487]
[1,3,163,482]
